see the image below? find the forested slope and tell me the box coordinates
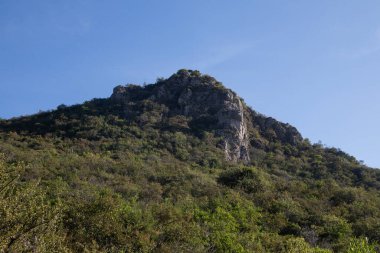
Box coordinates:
[0,70,379,252]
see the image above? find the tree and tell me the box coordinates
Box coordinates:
[347,238,376,253]
[0,155,68,252]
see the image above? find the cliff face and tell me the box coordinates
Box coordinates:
[111,69,302,163]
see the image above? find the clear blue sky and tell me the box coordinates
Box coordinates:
[1,1,379,168]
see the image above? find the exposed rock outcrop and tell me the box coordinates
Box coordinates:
[111,69,302,163]
[254,116,303,145]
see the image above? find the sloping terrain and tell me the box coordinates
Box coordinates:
[1,70,379,252]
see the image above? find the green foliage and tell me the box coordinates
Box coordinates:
[282,238,331,253]
[0,83,380,252]
[0,156,68,252]
[194,194,260,253]
[64,189,156,252]
[347,237,376,253]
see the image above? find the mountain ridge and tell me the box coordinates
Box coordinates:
[110,69,304,164]
[0,69,305,164]
[1,69,380,252]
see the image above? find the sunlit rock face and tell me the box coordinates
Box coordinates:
[111,69,302,163]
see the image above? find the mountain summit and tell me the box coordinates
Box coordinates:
[111,69,302,163]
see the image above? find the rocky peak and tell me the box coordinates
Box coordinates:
[111,69,302,163]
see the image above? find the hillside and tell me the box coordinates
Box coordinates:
[1,69,380,252]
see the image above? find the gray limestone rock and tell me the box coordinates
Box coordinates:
[111,69,302,163]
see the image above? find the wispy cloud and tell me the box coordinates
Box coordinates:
[340,28,380,59]
[345,45,380,59]
[193,41,255,69]
[1,2,92,36]
[376,28,380,40]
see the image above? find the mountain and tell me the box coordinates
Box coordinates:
[111,69,302,163]
[0,69,379,252]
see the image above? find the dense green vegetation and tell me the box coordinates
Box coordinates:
[1,71,379,252]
